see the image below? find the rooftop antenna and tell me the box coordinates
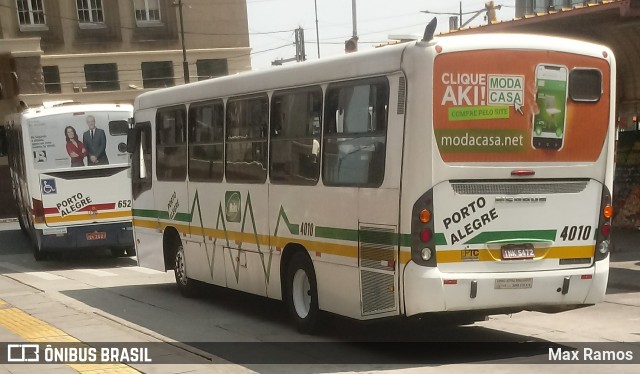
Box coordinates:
[422,17,438,42]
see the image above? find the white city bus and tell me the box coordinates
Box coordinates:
[128,31,615,332]
[6,104,135,260]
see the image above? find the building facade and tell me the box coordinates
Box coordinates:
[516,1,606,17]
[0,0,251,116]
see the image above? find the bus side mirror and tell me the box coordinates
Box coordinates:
[126,128,140,154]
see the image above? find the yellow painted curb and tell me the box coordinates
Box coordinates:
[0,298,140,373]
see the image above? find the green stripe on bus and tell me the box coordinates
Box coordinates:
[359,229,397,246]
[399,233,446,247]
[435,233,447,246]
[464,230,557,245]
[132,209,159,219]
[314,227,359,242]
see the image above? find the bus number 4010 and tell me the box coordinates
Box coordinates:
[559,225,592,241]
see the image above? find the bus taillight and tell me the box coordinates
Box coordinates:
[32,198,45,223]
[420,228,432,242]
[600,222,611,238]
[595,186,612,261]
[419,209,431,223]
[412,190,437,267]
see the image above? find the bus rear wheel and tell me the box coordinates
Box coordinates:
[174,243,200,298]
[32,231,46,262]
[285,252,319,334]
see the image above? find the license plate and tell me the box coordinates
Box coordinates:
[86,232,106,241]
[501,244,535,260]
[495,278,533,289]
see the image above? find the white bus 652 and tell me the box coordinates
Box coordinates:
[6,104,135,260]
[128,29,615,333]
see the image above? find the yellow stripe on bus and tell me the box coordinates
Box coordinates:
[133,219,593,264]
[435,246,594,263]
[133,218,359,259]
[46,211,132,223]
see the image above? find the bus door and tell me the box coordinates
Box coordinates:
[153,106,190,267]
[130,121,163,270]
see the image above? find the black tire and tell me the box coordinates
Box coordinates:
[17,213,27,236]
[33,248,45,261]
[174,243,200,298]
[285,252,319,334]
[32,230,46,262]
[125,247,136,256]
[110,248,126,257]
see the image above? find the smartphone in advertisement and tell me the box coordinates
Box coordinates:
[532,64,568,150]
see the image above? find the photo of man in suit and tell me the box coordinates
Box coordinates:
[82,115,109,165]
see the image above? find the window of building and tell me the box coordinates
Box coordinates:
[188,100,224,182]
[323,77,389,187]
[226,95,268,183]
[77,0,104,25]
[196,59,229,81]
[84,63,119,91]
[134,0,161,26]
[141,61,174,88]
[42,66,61,94]
[16,0,47,29]
[270,86,322,185]
[156,106,187,181]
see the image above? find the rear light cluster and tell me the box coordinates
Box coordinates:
[32,198,45,224]
[595,185,612,261]
[411,190,437,267]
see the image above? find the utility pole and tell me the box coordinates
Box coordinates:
[177,0,189,84]
[314,0,320,58]
[272,27,306,66]
[295,27,306,62]
[351,0,358,51]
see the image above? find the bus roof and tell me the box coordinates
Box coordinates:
[134,33,612,111]
[134,41,409,111]
[20,103,133,120]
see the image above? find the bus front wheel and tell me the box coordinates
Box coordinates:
[285,252,319,334]
[174,243,200,298]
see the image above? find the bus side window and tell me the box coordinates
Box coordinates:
[188,100,224,182]
[226,94,268,183]
[156,106,187,181]
[323,77,389,187]
[269,86,322,185]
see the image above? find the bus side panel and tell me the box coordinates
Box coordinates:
[221,183,269,297]
[183,181,228,288]
[270,184,362,319]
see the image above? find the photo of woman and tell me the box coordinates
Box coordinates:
[65,126,88,167]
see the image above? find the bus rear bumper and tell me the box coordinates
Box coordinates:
[403,257,609,317]
[36,222,134,251]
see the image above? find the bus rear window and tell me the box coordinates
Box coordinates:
[569,69,602,102]
[109,120,129,135]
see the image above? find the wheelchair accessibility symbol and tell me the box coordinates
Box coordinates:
[41,179,57,195]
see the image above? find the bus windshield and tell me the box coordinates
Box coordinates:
[29,111,130,170]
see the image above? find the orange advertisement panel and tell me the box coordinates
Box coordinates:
[433,50,611,163]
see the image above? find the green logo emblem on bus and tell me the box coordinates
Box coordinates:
[225,191,241,223]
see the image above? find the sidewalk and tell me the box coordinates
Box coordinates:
[0,275,248,373]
